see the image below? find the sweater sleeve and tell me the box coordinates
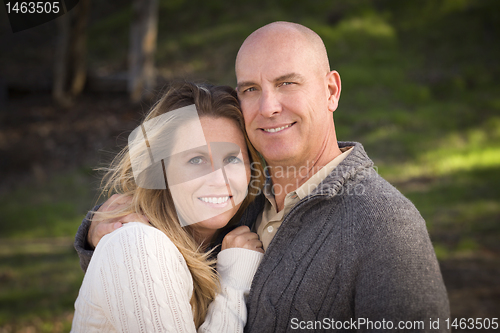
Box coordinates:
[74,203,103,272]
[72,223,263,333]
[352,195,450,332]
[200,248,263,333]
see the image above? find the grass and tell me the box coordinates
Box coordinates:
[0,239,82,332]
[0,169,99,331]
[0,168,100,239]
[394,167,500,260]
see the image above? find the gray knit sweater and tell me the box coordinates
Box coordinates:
[74,142,449,332]
[239,142,450,332]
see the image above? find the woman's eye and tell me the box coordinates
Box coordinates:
[189,156,205,165]
[224,156,242,164]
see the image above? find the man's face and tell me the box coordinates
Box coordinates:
[236,33,339,167]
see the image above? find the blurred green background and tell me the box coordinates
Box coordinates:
[1,0,499,331]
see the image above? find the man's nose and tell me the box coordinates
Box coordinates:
[259,89,282,118]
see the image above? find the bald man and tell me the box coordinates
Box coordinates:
[75,22,450,332]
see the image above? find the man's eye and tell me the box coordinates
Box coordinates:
[243,87,256,93]
[224,156,242,164]
[280,82,294,87]
[189,156,206,165]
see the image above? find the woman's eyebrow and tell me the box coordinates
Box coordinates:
[175,146,210,157]
[222,150,242,156]
[209,148,241,157]
[209,142,241,153]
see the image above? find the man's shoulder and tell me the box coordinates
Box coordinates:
[313,152,425,236]
[323,142,413,207]
[338,172,423,221]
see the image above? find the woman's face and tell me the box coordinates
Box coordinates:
[166,116,250,238]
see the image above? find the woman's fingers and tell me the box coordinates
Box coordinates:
[221,226,264,252]
[244,238,264,253]
[226,225,250,235]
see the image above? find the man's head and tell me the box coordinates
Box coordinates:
[236,22,341,168]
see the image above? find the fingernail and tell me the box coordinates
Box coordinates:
[113,222,122,229]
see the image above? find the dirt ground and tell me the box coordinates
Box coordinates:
[1,92,499,330]
[0,92,142,193]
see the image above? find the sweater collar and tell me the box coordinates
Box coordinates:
[239,142,374,228]
[311,141,375,198]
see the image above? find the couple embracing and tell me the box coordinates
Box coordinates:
[71,22,449,332]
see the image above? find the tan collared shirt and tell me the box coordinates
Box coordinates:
[255,146,353,250]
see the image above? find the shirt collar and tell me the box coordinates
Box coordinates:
[262,146,354,208]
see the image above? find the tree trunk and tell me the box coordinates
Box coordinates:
[70,0,91,97]
[53,7,72,107]
[128,0,159,103]
[52,0,91,107]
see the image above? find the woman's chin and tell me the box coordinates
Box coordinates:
[189,210,235,231]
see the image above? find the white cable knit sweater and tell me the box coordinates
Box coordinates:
[71,222,263,333]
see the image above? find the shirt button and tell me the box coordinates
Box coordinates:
[267,226,274,233]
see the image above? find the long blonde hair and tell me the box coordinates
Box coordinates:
[94,82,264,327]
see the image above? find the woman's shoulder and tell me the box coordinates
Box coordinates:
[99,222,171,244]
[94,222,185,267]
[79,223,195,328]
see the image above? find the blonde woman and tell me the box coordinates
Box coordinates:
[71,82,265,332]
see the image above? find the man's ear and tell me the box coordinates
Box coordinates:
[326,70,341,113]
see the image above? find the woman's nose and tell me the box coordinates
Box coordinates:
[205,168,227,187]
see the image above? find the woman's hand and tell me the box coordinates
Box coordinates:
[221,226,264,253]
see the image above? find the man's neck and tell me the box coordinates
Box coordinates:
[269,139,342,212]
